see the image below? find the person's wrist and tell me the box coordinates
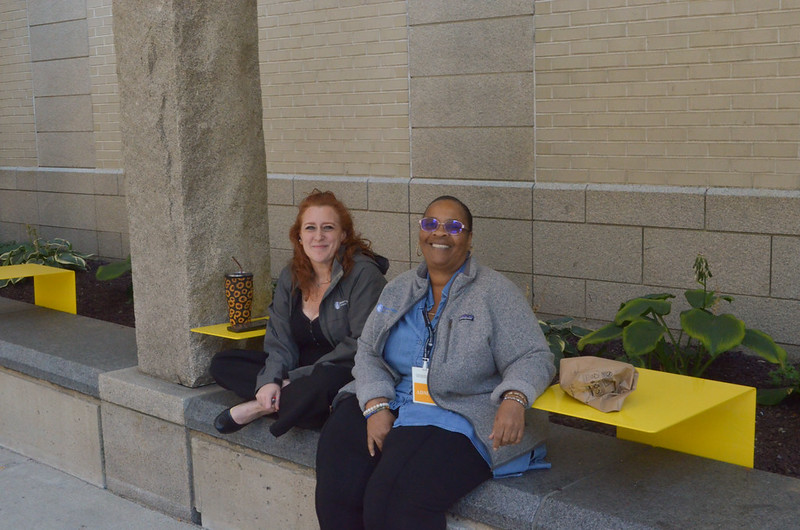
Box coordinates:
[363,402,390,419]
[502,390,528,408]
[365,398,389,409]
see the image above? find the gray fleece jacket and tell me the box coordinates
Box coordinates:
[255,252,388,391]
[349,256,555,468]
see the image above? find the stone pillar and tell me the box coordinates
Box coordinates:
[114,0,269,386]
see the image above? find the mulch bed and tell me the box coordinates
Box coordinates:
[0,259,135,328]
[1,260,798,479]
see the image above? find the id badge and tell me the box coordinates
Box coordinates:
[412,366,435,405]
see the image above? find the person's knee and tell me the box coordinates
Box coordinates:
[362,485,389,530]
[208,348,238,379]
[363,493,442,530]
[208,354,223,378]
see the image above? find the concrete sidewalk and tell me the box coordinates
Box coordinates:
[0,446,197,530]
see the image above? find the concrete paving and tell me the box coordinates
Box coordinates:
[0,446,198,530]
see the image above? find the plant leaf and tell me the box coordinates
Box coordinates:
[614,297,672,325]
[684,289,715,310]
[54,252,85,268]
[756,387,793,406]
[622,318,665,356]
[571,326,594,337]
[680,309,745,356]
[639,293,676,301]
[741,328,787,366]
[547,335,565,357]
[577,323,623,350]
[546,316,574,327]
[97,257,132,281]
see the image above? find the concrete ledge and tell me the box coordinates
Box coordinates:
[1,298,799,528]
[0,298,137,397]
[0,368,104,487]
[185,387,800,529]
[185,388,320,470]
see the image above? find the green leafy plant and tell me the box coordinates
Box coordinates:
[95,255,133,301]
[0,228,92,288]
[757,364,799,406]
[539,316,593,366]
[95,255,132,281]
[577,255,787,377]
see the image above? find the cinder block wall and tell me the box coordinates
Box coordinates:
[0,0,126,259]
[535,0,800,189]
[2,0,799,355]
[259,0,800,357]
[256,0,410,178]
[532,0,800,357]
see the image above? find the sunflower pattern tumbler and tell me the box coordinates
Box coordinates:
[225,271,254,331]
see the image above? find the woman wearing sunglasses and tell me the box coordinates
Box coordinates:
[315,195,555,529]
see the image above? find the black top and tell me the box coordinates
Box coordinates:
[290,290,335,367]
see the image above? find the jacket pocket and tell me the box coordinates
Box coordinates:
[442,317,497,379]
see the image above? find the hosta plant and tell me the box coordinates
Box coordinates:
[0,228,92,288]
[95,255,131,281]
[539,316,593,366]
[577,255,786,377]
[96,255,133,301]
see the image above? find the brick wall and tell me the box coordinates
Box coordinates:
[88,0,121,170]
[1,1,799,356]
[409,1,535,181]
[0,0,126,258]
[0,0,37,166]
[535,0,800,189]
[257,0,410,178]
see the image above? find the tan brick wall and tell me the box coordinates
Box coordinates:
[0,0,37,167]
[2,1,799,354]
[535,0,800,189]
[0,1,125,259]
[257,0,410,178]
[408,2,536,181]
[88,0,122,170]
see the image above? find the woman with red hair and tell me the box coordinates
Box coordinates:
[210,190,388,437]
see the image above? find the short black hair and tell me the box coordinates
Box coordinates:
[425,195,473,232]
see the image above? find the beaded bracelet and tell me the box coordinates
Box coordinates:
[503,390,528,407]
[363,402,390,419]
[503,395,527,407]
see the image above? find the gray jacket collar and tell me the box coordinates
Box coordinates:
[413,253,476,287]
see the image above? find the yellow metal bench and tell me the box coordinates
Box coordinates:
[0,263,77,314]
[191,316,269,340]
[533,367,755,468]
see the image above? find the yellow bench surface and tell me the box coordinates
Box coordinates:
[533,367,755,468]
[191,316,269,340]
[0,263,77,314]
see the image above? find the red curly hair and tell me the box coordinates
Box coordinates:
[289,190,374,295]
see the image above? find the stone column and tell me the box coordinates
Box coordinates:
[114,0,269,386]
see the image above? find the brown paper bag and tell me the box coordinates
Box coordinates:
[559,356,639,412]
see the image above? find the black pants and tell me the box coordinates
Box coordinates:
[209,348,268,399]
[209,349,352,436]
[315,395,491,530]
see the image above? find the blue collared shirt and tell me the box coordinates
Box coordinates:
[382,267,549,478]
